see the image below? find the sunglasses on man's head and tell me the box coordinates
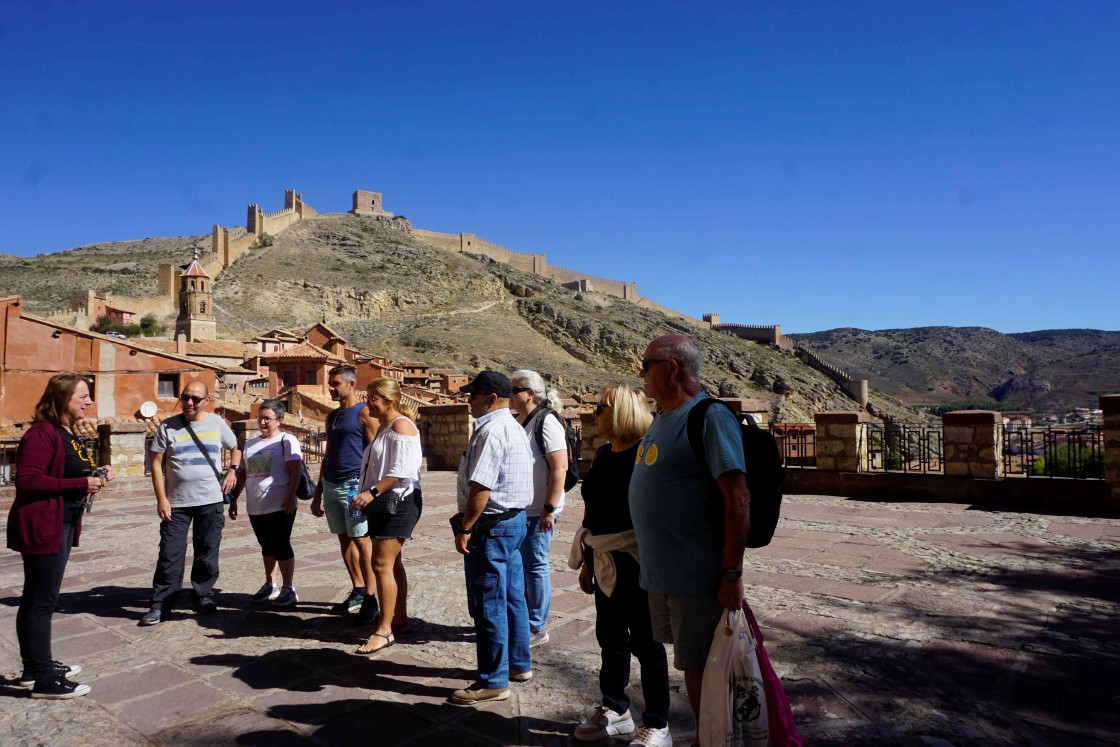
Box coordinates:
[180,394,206,404]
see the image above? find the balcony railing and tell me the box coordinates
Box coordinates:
[1002,425,1104,479]
[864,423,943,474]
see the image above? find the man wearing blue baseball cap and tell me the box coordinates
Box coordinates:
[448,370,534,705]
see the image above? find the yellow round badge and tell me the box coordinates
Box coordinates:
[644,443,658,465]
[635,444,644,464]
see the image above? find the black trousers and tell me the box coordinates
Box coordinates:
[17,503,81,681]
[150,501,225,609]
[591,551,670,729]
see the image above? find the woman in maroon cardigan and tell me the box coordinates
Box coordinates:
[7,373,110,699]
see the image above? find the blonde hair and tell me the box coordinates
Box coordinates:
[33,373,88,426]
[599,383,652,443]
[367,377,418,422]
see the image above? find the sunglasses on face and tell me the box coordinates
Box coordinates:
[511,387,532,394]
[640,358,671,373]
[594,402,613,415]
[180,394,206,404]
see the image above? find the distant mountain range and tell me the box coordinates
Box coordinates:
[790,327,1120,411]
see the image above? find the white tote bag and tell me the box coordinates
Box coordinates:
[698,608,770,747]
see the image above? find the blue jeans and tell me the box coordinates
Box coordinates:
[519,511,558,634]
[463,511,531,688]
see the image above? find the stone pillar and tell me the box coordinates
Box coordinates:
[943,410,1002,478]
[418,403,473,470]
[1102,395,1120,504]
[232,419,260,453]
[97,422,152,478]
[814,412,869,472]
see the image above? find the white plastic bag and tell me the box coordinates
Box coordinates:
[698,607,770,747]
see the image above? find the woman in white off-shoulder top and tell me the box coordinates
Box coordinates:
[348,377,423,654]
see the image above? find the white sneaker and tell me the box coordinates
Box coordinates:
[574,706,635,741]
[529,630,549,647]
[631,724,672,747]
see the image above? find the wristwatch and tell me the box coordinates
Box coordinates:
[721,567,743,581]
[542,504,557,514]
[227,464,239,471]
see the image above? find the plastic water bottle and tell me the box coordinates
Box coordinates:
[347,482,363,520]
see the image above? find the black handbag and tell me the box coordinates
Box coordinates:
[182,416,235,505]
[362,486,405,517]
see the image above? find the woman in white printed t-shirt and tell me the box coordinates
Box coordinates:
[230,399,303,608]
[348,377,423,655]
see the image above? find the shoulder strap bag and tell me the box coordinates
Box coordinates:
[182,415,234,505]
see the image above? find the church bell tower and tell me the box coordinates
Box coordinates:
[174,248,217,342]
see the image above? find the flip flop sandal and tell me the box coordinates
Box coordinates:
[356,632,395,655]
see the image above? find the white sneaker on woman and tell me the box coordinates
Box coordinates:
[574,706,635,741]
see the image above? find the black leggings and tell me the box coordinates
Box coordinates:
[17,508,80,681]
[249,510,297,561]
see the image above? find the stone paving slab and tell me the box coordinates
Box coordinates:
[1,473,1118,745]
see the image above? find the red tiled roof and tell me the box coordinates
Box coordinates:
[261,340,345,362]
[181,260,210,278]
[133,339,257,359]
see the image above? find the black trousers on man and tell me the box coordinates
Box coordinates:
[149,501,225,609]
[591,551,670,729]
[17,503,81,681]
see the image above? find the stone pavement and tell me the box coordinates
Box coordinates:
[1,470,1118,746]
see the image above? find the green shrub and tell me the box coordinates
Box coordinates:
[1030,444,1104,478]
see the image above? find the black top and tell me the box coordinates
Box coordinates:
[54,425,94,502]
[580,442,640,535]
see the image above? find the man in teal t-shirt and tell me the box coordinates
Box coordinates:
[629,334,750,742]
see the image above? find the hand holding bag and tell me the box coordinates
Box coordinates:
[698,601,801,747]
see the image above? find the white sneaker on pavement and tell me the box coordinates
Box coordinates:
[529,630,549,647]
[631,724,672,747]
[574,706,635,741]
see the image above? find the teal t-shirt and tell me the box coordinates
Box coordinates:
[628,393,746,595]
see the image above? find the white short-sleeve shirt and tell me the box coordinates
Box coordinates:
[243,433,302,515]
[522,408,567,515]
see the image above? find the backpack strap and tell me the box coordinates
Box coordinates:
[685,396,719,479]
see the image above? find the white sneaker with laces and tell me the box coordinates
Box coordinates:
[631,724,672,747]
[529,630,549,647]
[574,706,635,741]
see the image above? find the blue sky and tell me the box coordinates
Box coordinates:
[2,1,1117,333]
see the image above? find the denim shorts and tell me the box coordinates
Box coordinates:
[321,476,366,538]
[647,590,725,671]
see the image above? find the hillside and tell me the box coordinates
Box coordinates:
[1,213,920,423]
[790,326,1120,411]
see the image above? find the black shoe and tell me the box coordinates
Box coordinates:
[18,662,82,688]
[139,608,163,626]
[330,589,366,615]
[353,594,380,626]
[195,597,218,614]
[31,674,91,699]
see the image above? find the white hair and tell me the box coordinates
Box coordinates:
[511,369,564,411]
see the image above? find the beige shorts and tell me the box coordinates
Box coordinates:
[647,590,726,672]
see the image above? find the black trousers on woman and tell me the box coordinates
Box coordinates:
[17,503,81,681]
[590,551,670,729]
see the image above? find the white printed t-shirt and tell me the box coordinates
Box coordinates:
[242,433,303,515]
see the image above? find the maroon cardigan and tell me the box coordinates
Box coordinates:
[6,421,88,554]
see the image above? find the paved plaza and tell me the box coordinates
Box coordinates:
[1,470,1118,746]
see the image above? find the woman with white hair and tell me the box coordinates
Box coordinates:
[508,368,569,647]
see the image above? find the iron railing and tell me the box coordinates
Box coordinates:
[771,424,815,468]
[1002,425,1104,479]
[864,423,943,474]
[284,427,326,463]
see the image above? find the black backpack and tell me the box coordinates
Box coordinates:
[685,397,784,548]
[532,407,582,491]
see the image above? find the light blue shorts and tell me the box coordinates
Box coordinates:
[321,476,366,538]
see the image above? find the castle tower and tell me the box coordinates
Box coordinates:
[174,248,217,342]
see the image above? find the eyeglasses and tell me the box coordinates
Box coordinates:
[640,358,671,373]
[180,394,206,404]
[258,416,277,422]
[594,402,613,415]
[511,387,532,394]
